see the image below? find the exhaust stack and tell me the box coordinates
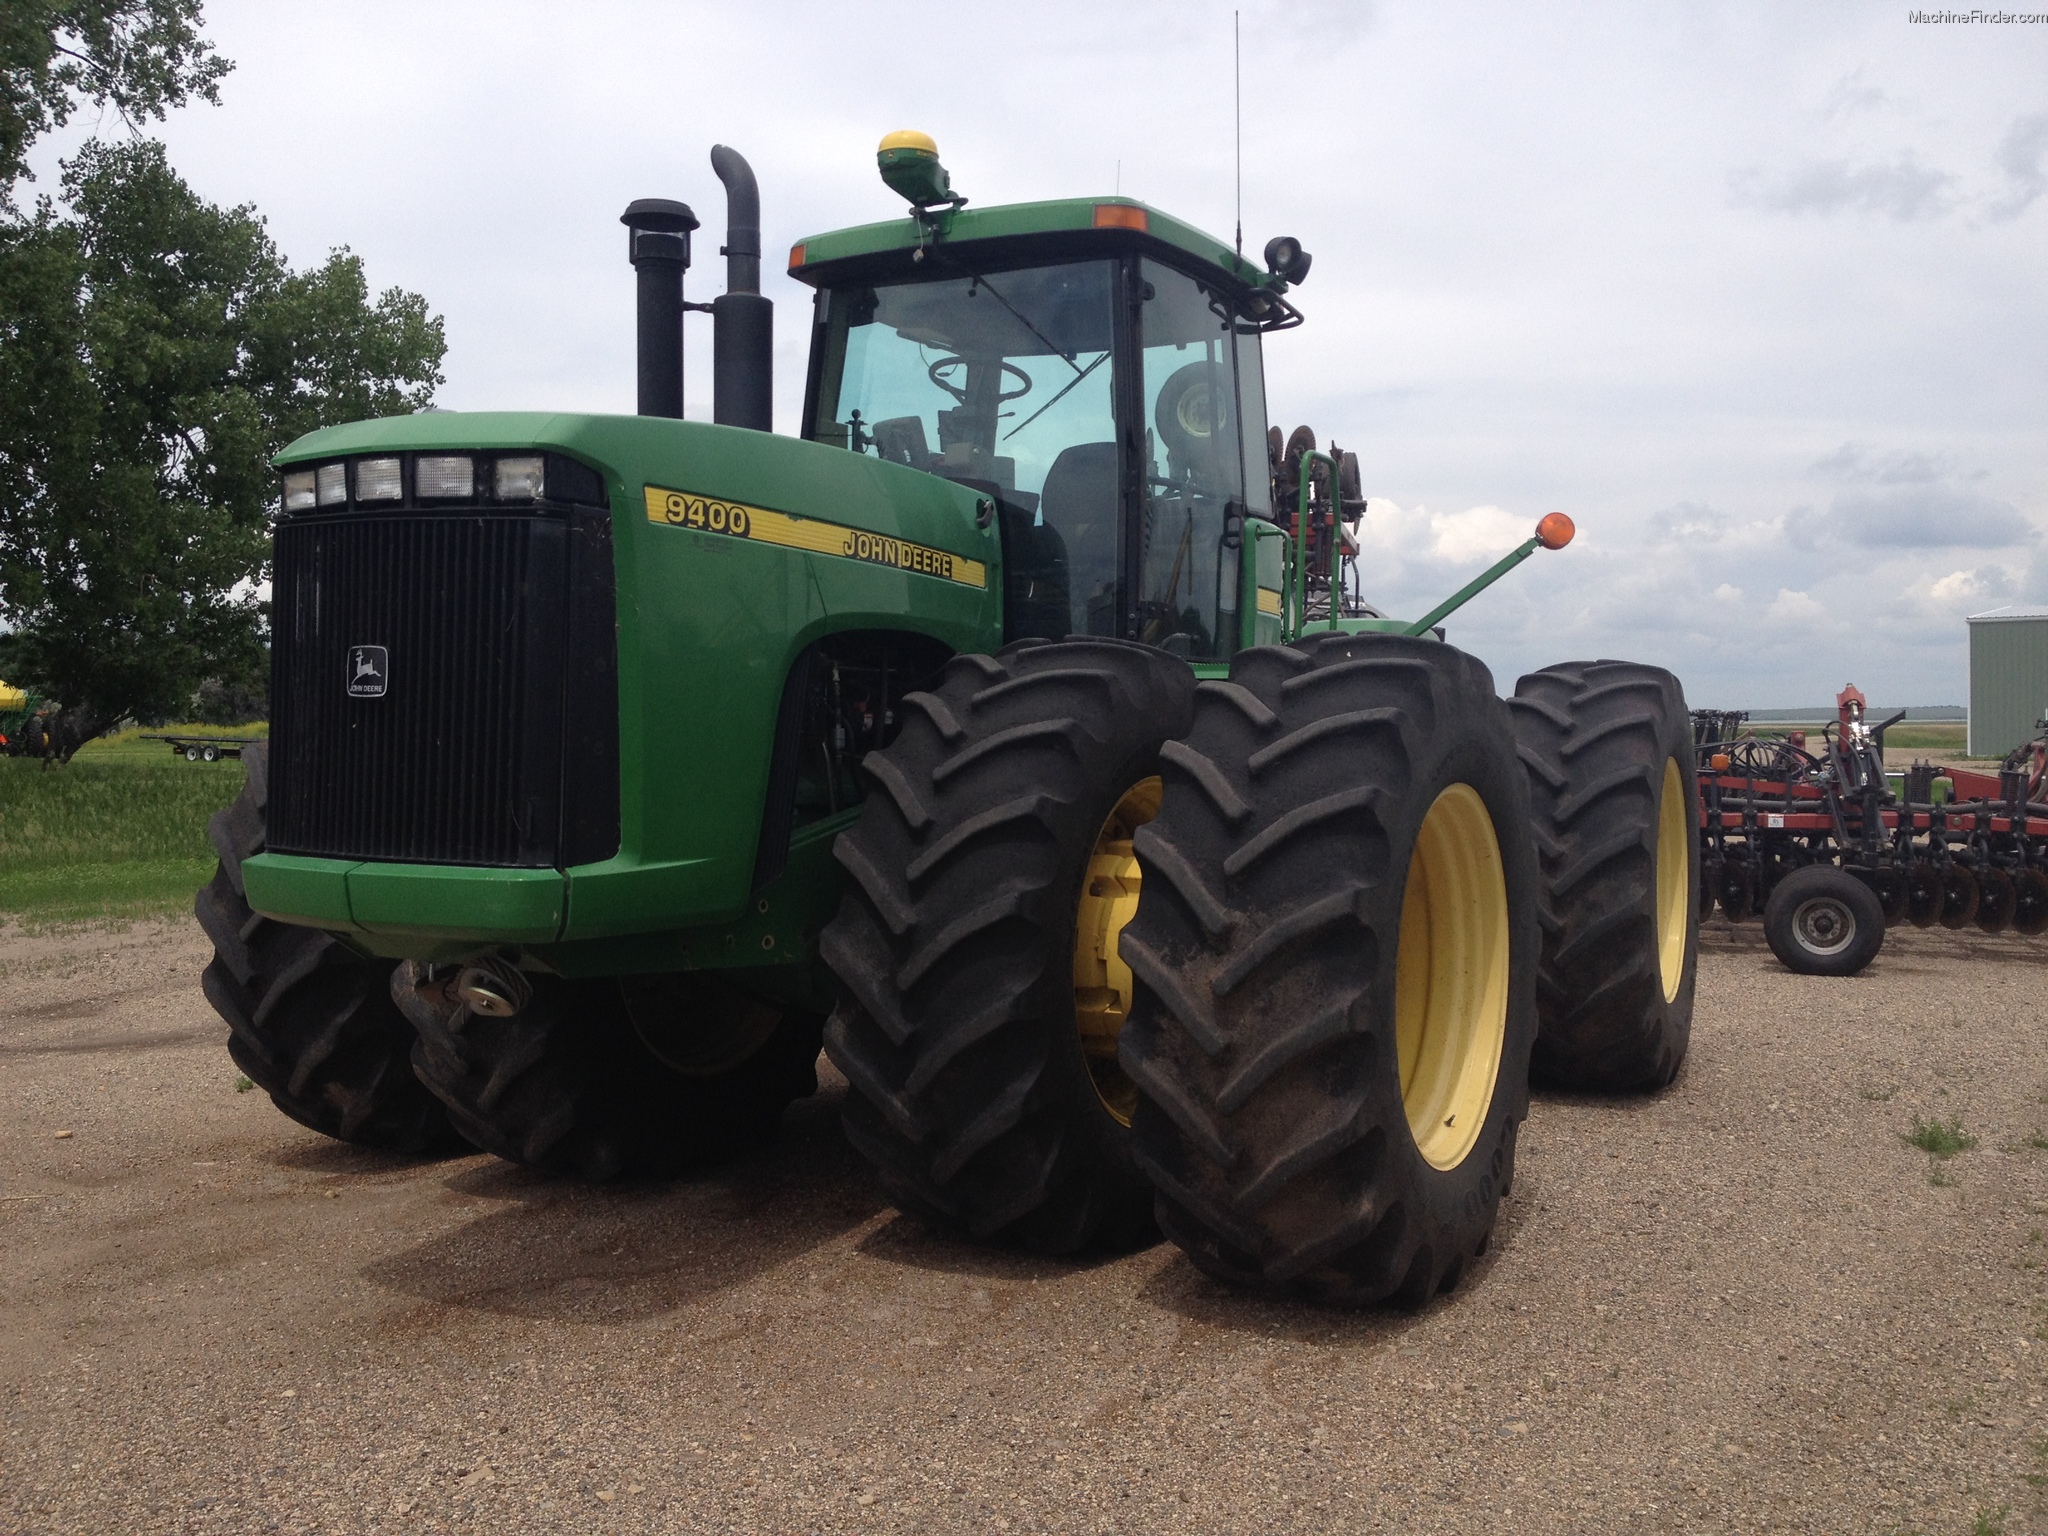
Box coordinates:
[621,197,698,418]
[710,145,773,432]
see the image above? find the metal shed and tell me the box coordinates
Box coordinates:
[1967,605,2048,757]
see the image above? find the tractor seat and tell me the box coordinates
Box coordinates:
[1038,441,1118,598]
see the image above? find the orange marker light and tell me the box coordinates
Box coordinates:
[787,242,807,270]
[1711,753,1731,771]
[1535,512,1575,550]
[1093,204,1148,232]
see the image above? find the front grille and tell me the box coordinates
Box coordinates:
[267,500,618,869]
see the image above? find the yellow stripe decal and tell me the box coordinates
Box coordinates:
[644,486,988,590]
[1256,587,1283,617]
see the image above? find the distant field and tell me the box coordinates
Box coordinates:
[1737,721,1968,751]
[0,731,256,927]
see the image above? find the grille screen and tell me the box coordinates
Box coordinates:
[268,508,615,868]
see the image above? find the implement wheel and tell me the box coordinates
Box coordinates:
[195,744,461,1154]
[1905,862,1944,928]
[1717,858,1754,921]
[1119,633,1537,1307]
[1975,867,2016,933]
[407,969,823,1180]
[1509,660,1698,1092]
[1763,865,1884,976]
[1939,866,1979,930]
[820,639,1195,1254]
[2014,868,2048,937]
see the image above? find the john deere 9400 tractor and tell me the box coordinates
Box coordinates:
[201,135,1698,1306]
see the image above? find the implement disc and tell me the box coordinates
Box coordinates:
[1975,868,2016,934]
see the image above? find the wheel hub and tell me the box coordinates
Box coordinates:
[1394,783,1510,1172]
[1073,777,1162,1127]
[1791,895,1856,956]
[1655,756,1688,1001]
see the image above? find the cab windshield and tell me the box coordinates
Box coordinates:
[805,255,1265,656]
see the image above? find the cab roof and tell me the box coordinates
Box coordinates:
[788,196,1281,298]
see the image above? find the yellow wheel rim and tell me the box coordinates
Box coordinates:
[1654,756,1688,1002]
[1394,784,1511,1172]
[1073,777,1162,1127]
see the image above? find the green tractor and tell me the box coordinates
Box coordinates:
[199,134,1698,1305]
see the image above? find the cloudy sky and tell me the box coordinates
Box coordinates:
[28,1,2047,706]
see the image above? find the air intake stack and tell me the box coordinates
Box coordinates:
[620,198,698,419]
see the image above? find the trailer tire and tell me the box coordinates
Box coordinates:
[820,638,1195,1255]
[408,972,824,1180]
[1120,633,1538,1307]
[196,744,462,1155]
[1509,660,1698,1093]
[1762,865,1884,977]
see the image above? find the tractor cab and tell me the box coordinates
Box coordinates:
[790,152,1301,660]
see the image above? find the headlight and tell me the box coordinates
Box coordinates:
[316,463,347,506]
[282,471,316,512]
[356,457,402,503]
[494,456,545,501]
[416,455,474,499]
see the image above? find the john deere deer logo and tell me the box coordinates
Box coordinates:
[347,645,389,699]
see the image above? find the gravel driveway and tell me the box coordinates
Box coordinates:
[3,914,2046,1534]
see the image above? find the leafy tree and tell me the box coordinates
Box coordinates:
[0,139,444,757]
[1,0,230,205]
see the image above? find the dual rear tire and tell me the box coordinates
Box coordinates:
[823,633,1543,1306]
[1509,661,1699,1092]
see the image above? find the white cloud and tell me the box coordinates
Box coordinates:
[1766,589,1830,628]
[16,0,2035,709]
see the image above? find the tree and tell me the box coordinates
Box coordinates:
[0,139,444,757]
[1,0,229,206]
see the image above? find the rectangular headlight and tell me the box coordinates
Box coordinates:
[416,455,474,499]
[282,471,316,513]
[494,456,545,501]
[355,457,403,503]
[316,463,347,506]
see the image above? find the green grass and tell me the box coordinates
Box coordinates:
[1905,1114,1979,1159]
[0,747,250,926]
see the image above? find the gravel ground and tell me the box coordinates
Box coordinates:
[4,914,2048,1535]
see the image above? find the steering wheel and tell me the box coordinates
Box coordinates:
[927,355,1034,407]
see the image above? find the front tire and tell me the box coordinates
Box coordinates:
[820,638,1195,1254]
[1509,660,1698,1092]
[1120,633,1539,1307]
[407,970,823,1180]
[1762,865,1884,976]
[195,744,461,1154]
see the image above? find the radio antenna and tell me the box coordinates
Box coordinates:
[1234,10,1243,257]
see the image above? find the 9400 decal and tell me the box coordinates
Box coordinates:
[643,486,986,590]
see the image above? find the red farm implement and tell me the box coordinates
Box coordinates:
[1694,686,2048,975]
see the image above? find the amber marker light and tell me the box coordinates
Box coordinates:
[1093,204,1148,231]
[1711,753,1732,771]
[787,243,806,270]
[1535,512,1576,550]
